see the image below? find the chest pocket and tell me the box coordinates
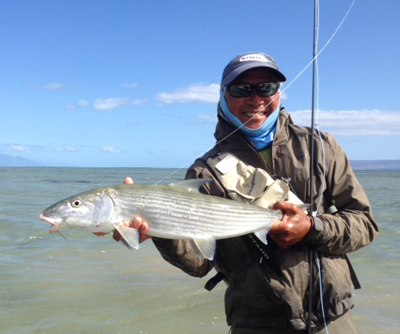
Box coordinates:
[206,152,304,209]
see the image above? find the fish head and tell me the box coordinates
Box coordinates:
[39,189,116,234]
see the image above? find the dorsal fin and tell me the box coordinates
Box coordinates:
[169,179,212,192]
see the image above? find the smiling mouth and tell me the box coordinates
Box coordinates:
[243,111,266,117]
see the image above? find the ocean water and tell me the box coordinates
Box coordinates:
[0,167,399,334]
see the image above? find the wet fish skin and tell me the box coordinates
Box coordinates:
[39,180,281,259]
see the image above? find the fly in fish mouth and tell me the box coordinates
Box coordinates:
[39,214,62,233]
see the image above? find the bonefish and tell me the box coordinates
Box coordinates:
[39,179,281,260]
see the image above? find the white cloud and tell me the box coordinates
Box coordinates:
[59,146,79,152]
[157,83,220,105]
[131,98,148,106]
[121,82,139,89]
[44,83,65,91]
[94,98,130,111]
[7,145,28,152]
[65,100,90,110]
[197,113,217,124]
[102,146,121,154]
[290,109,400,136]
[4,144,46,152]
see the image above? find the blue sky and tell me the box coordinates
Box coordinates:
[1,0,399,168]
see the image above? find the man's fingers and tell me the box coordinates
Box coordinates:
[130,216,145,229]
[269,219,289,235]
[268,201,312,249]
[113,216,150,243]
[113,230,122,242]
[133,217,150,241]
[269,201,298,213]
[131,216,151,242]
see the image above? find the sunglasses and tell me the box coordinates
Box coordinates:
[223,82,280,98]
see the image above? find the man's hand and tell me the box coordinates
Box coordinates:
[113,216,151,243]
[94,177,151,243]
[268,201,312,249]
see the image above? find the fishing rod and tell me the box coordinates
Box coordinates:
[307,1,357,332]
[307,0,318,332]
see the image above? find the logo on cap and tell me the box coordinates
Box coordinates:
[239,54,269,63]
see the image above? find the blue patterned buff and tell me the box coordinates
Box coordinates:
[219,89,280,150]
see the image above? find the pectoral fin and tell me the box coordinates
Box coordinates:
[114,223,140,250]
[190,237,216,260]
[254,229,270,245]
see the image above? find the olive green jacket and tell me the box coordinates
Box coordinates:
[153,109,378,330]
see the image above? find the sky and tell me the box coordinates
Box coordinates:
[1,0,399,168]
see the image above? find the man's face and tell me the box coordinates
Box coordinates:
[224,68,280,129]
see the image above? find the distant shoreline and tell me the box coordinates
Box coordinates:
[350,160,400,171]
[0,154,400,171]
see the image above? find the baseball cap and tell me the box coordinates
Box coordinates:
[221,52,286,85]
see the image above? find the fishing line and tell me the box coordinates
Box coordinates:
[157,0,356,187]
[312,0,357,215]
[57,230,68,241]
[316,251,330,332]
[221,0,356,141]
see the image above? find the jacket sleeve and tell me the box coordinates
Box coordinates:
[303,133,378,254]
[151,160,222,278]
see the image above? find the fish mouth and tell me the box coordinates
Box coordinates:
[39,214,62,234]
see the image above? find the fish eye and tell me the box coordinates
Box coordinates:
[71,199,82,208]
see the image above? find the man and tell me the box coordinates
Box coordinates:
[118,52,378,333]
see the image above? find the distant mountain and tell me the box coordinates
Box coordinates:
[0,154,42,167]
[350,160,400,171]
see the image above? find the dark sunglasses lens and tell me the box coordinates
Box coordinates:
[256,83,280,97]
[228,84,252,97]
[228,83,280,98]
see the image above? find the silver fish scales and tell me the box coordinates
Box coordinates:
[40,179,281,259]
